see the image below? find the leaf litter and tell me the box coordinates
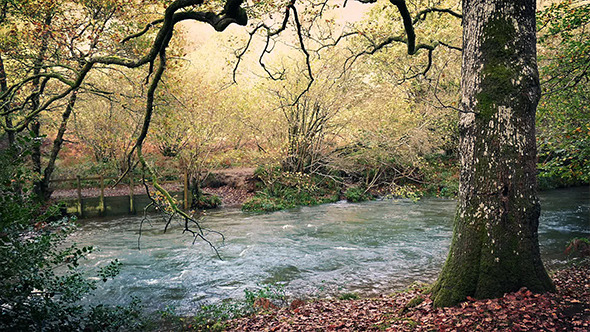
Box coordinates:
[227,262,589,331]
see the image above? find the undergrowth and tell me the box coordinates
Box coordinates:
[242,167,339,212]
[154,284,287,331]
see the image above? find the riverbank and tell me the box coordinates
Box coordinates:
[50,165,588,214]
[159,261,589,331]
[50,167,257,207]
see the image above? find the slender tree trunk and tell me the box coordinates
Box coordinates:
[431,0,554,307]
[0,54,15,148]
[30,13,52,200]
[30,119,42,169]
[36,90,78,201]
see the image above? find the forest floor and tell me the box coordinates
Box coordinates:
[224,262,589,331]
[201,167,256,206]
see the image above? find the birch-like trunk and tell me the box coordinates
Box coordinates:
[431,0,554,307]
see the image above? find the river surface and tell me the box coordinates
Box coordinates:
[74,186,589,314]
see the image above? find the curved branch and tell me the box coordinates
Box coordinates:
[389,0,415,55]
[342,35,405,74]
[438,40,462,52]
[413,7,463,23]
[233,24,263,83]
[2,0,249,132]
[339,1,461,80]
[121,19,164,43]
[400,45,434,82]
[354,1,461,57]
[290,4,314,105]
[314,31,359,53]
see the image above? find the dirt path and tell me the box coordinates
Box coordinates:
[50,183,183,200]
[50,167,257,207]
[201,167,257,206]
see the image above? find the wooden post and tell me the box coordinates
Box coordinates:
[129,177,135,214]
[99,175,105,216]
[184,170,189,210]
[76,175,83,218]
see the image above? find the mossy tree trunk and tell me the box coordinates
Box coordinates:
[431,0,555,307]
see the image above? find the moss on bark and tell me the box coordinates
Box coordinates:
[475,17,519,119]
[431,1,554,308]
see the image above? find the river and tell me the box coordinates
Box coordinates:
[73,186,589,314]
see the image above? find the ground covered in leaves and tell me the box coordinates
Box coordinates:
[226,262,589,331]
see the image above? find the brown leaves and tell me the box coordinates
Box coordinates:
[253,298,279,311]
[422,288,561,331]
[289,299,305,311]
[227,263,590,331]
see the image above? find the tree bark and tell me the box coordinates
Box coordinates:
[0,54,15,148]
[36,90,78,201]
[431,0,554,307]
[30,13,53,200]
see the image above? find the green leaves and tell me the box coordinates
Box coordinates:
[0,147,142,330]
[98,259,122,282]
[536,1,590,188]
[243,166,340,212]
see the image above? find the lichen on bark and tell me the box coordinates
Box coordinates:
[431,0,554,308]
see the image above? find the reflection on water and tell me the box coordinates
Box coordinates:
[73,186,589,314]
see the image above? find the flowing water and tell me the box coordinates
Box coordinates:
[74,186,589,314]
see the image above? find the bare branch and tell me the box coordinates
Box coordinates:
[431,60,471,114]
[122,19,165,44]
[233,25,263,83]
[438,40,462,52]
[413,7,463,23]
[290,4,314,105]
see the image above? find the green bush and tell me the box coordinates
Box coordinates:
[420,154,459,198]
[193,193,222,209]
[159,284,287,331]
[344,186,373,203]
[0,216,146,331]
[243,166,339,212]
[243,189,339,212]
[383,184,422,202]
[242,193,287,212]
[536,1,590,188]
[0,137,145,331]
[565,237,590,258]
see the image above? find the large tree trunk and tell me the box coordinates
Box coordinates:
[431,0,554,307]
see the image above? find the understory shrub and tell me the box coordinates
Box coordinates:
[566,238,590,258]
[0,137,145,331]
[243,166,339,212]
[420,154,459,198]
[193,192,222,209]
[157,284,287,331]
[386,184,422,202]
[344,186,373,203]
